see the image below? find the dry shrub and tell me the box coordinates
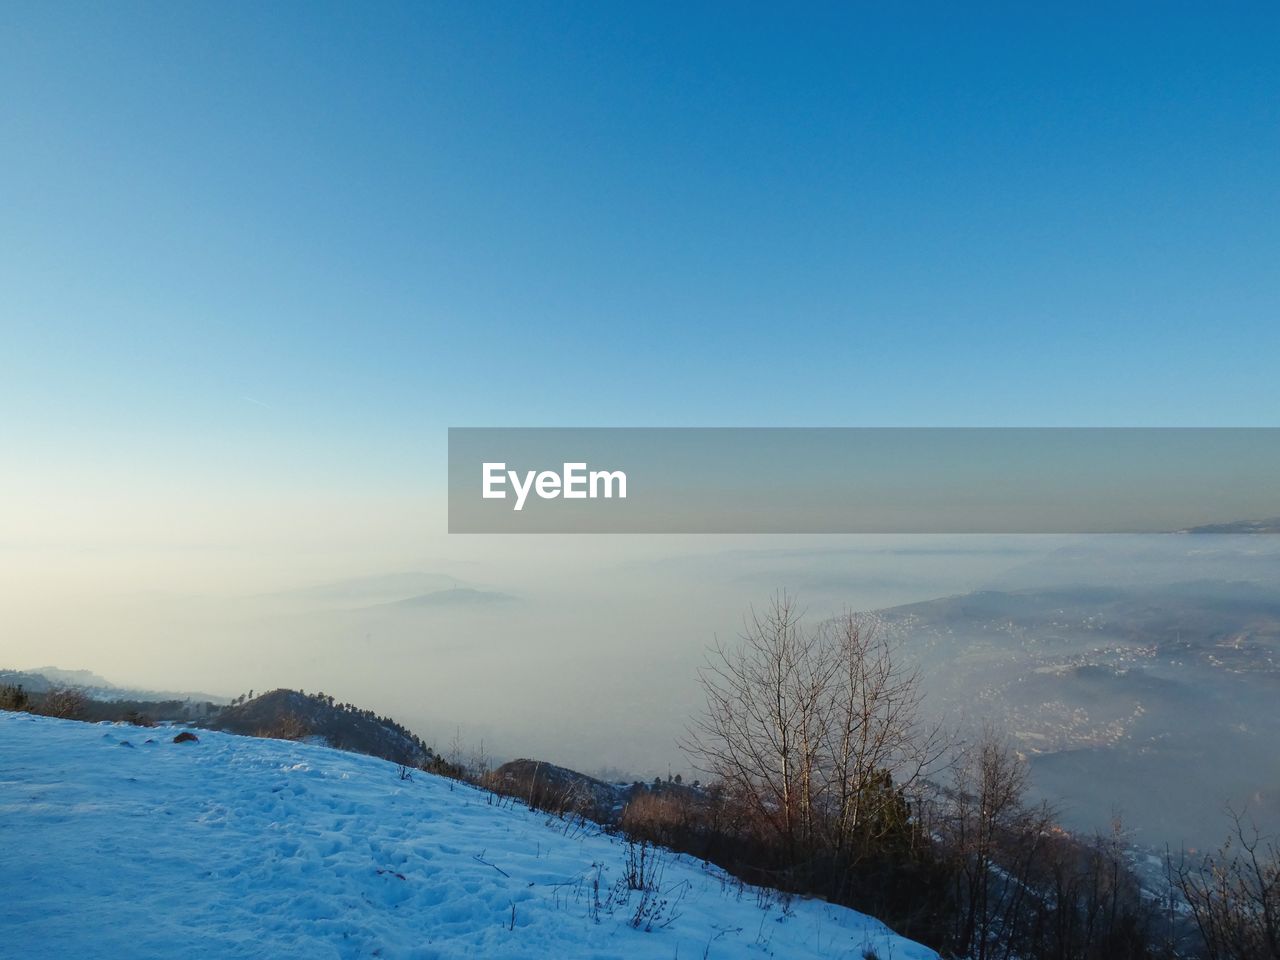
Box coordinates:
[36,687,89,720]
[620,790,702,848]
[0,683,30,712]
[257,713,311,741]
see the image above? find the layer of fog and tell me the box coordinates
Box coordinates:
[5,533,1279,849]
[0,535,1057,769]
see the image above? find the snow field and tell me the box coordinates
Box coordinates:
[0,711,936,959]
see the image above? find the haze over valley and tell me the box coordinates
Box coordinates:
[8,531,1278,852]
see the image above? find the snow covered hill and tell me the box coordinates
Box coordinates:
[0,712,936,959]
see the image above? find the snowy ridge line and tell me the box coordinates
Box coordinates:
[0,711,937,960]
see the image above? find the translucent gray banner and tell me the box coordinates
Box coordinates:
[447,428,1280,534]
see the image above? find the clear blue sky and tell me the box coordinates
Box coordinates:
[3,3,1278,495]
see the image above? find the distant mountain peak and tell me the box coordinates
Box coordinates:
[1178,518,1280,534]
[29,666,115,688]
[379,587,517,609]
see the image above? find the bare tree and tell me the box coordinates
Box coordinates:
[816,612,947,862]
[681,593,826,856]
[678,594,1171,958]
[1173,809,1280,960]
[1033,819,1160,960]
[681,595,945,867]
[945,721,1053,960]
[447,725,465,770]
[37,687,89,720]
[468,738,490,780]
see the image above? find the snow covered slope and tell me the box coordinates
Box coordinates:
[0,712,936,959]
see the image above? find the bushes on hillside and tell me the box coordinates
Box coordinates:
[0,683,30,712]
[1172,810,1280,960]
[257,713,312,741]
[666,593,1175,958]
[1,685,90,720]
[33,687,89,720]
[935,724,1162,959]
